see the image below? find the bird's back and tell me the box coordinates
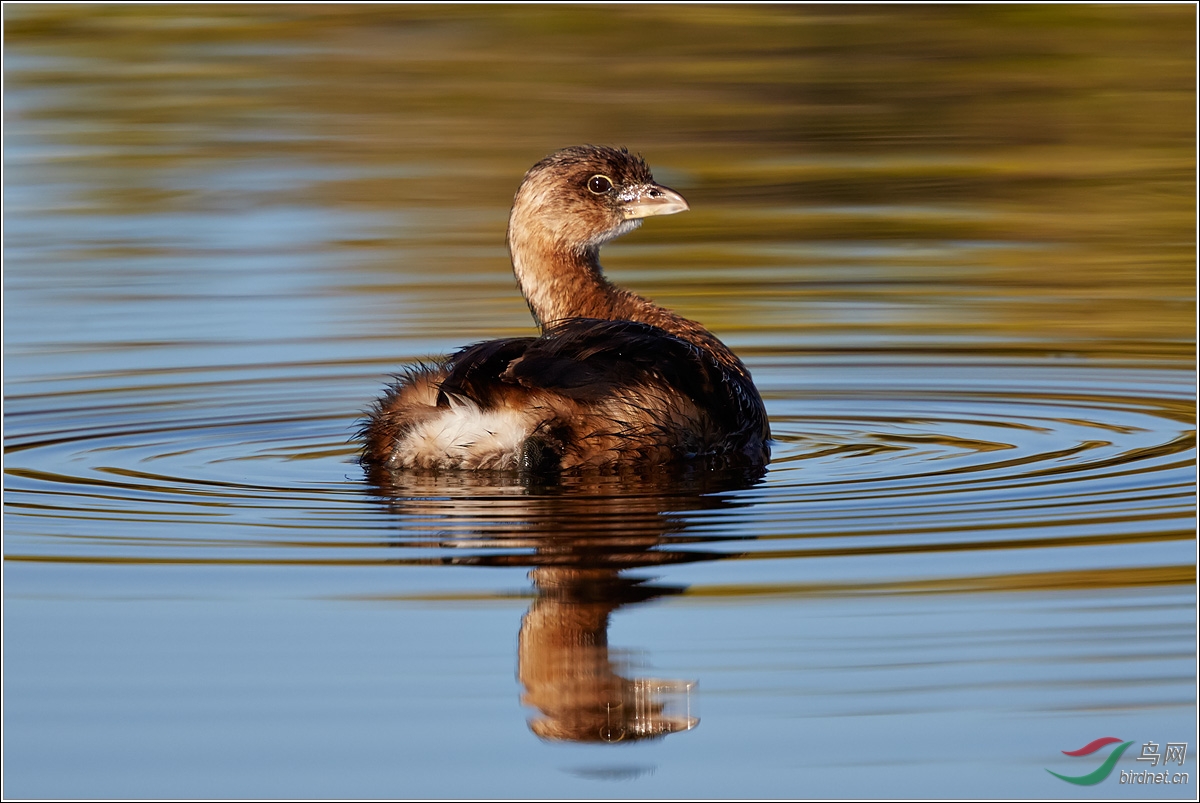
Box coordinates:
[361,318,769,473]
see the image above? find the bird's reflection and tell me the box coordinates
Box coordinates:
[520,566,696,742]
[365,464,763,742]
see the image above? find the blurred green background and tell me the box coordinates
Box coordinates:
[6,3,1195,358]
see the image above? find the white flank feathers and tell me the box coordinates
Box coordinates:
[396,394,533,469]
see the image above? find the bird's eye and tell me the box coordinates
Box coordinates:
[587,175,614,194]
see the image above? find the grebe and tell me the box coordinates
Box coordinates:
[361,145,769,473]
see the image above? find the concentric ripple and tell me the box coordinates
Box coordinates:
[4,354,1193,590]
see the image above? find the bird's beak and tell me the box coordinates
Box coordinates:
[620,183,690,220]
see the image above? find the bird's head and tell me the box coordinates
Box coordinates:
[508,145,689,255]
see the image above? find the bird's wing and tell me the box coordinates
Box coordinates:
[438,319,757,434]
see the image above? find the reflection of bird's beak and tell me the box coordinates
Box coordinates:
[621,183,690,219]
[627,678,699,737]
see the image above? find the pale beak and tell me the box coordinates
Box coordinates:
[620,183,690,219]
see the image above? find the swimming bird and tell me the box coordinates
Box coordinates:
[361,145,769,474]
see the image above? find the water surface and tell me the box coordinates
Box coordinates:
[4,5,1195,798]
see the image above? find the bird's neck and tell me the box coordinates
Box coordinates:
[507,220,743,373]
[508,228,632,330]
